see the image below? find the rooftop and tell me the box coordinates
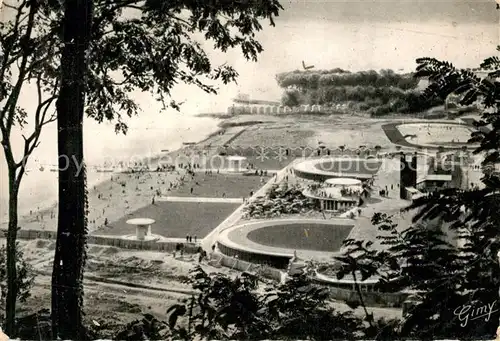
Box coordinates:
[325,177,362,186]
[417,174,453,183]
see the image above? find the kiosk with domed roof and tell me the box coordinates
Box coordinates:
[303,177,366,213]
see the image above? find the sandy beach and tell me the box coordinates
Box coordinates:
[10,125,247,232]
[17,169,188,232]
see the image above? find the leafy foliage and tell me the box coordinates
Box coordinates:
[1,0,283,133]
[275,69,443,115]
[276,69,419,89]
[0,244,35,316]
[242,183,315,219]
[333,52,500,339]
[413,54,500,314]
[336,209,498,339]
[87,0,282,133]
[113,313,170,340]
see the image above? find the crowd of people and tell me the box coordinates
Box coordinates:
[306,182,364,198]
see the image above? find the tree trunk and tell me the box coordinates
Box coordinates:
[351,270,373,328]
[5,167,18,336]
[52,0,92,339]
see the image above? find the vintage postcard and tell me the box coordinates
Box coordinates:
[0,0,499,339]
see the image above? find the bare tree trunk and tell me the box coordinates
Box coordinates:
[51,0,92,338]
[5,167,18,336]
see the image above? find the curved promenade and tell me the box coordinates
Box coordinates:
[217,218,356,268]
[293,158,381,181]
[381,121,478,150]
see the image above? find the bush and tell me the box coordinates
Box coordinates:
[281,89,302,107]
[0,244,35,316]
[276,69,445,116]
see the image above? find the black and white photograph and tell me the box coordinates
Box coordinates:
[0,0,499,339]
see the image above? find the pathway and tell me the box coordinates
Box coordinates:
[193,169,280,175]
[201,161,299,252]
[156,196,243,204]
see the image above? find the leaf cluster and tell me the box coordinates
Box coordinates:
[167,266,364,340]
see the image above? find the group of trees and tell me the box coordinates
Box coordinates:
[242,183,314,219]
[276,69,419,90]
[277,69,445,115]
[0,0,283,338]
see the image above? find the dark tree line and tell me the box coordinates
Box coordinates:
[276,69,445,115]
[276,69,419,90]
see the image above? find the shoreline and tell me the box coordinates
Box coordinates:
[5,124,247,231]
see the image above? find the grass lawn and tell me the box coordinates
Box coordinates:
[94,202,239,238]
[198,153,295,171]
[246,223,353,252]
[169,173,263,198]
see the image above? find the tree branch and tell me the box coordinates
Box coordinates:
[1,0,39,133]
[0,0,29,90]
[15,72,58,170]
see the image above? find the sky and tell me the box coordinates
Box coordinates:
[279,0,498,24]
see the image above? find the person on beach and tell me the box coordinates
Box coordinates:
[186,235,190,243]
[194,235,197,243]
[190,187,194,194]
[152,197,155,205]
[104,218,108,226]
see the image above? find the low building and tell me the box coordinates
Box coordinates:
[303,178,365,212]
[416,174,452,192]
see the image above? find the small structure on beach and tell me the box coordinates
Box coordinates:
[125,218,156,241]
[226,155,247,173]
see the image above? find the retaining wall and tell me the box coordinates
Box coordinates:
[217,242,292,269]
[213,251,408,307]
[2,229,200,254]
[213,253,282,282]
[314,277,408,308]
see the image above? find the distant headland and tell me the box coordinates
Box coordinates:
[218,68,484,119]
